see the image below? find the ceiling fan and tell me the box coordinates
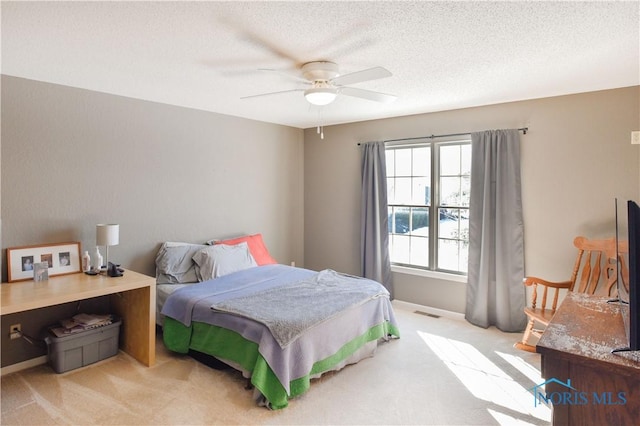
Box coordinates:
[241,61,397,106]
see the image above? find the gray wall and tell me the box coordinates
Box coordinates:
[1,76,304,279]
[1,76,304,367]
[304,86,640,313]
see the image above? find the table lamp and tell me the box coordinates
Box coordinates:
[96,224,119,270]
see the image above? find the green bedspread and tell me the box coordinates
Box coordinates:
[163,317,400,409]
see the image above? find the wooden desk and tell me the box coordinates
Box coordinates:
[537,292,640,425]
[1,270,156,367]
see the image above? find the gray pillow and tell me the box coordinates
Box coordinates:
[192,242,257,281]
[155,243,205,284]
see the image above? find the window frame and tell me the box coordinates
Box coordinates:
[386,138,471,276]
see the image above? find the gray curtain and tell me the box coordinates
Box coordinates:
[360,141,393,297]
[465,129,526,332]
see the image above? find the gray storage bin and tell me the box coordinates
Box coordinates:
[45,320,121,373]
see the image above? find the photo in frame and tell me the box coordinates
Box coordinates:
[6,242,81,282]
[33,262,49,282]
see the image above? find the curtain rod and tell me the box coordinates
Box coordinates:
[357,127,528,145]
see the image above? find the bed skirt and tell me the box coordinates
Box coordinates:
[163,317,399,409]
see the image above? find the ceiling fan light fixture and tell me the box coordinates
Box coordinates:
[304,87,337,106]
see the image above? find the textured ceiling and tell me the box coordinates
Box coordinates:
[2,1,639,129]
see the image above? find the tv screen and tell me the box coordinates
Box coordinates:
[615,199,639,352]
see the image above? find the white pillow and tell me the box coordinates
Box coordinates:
[192,242,257,281]
[155,242,206,284]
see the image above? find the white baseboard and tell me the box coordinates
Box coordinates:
[392,299,465,321]
[1,355,47,376]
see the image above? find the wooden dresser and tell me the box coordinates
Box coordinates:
[536,292,640,425]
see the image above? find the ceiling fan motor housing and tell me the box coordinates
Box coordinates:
[302,61,340,83]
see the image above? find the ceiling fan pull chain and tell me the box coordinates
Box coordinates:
[317,109,325,140]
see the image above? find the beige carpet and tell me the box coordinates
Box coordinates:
[1,304,550,425]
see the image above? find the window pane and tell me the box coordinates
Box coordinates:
[440,177,461,206]
[440,145,461,175]
[438,239,461,271]
[395,177,412,204]
[395,149,412,176]
[410,236,429,267]
[439,208,469,241]
[386,149,395,177]
[460,176,470,207]
[460,251,469,273]
[438,239,469,273]
[461,145,471,175]
[459,211,469,243]
[439,208,459,239]
[387,177,396,204]
[391,234,410,264]
[390,207,410,234]
[412,147,430,177]
[437,207,469,273]
[411,208,429,236]
[411,177,430,205]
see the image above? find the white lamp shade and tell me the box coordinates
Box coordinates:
[96,224,120,246]
[304,87,337,106]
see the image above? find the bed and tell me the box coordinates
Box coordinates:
[155,235,400,409]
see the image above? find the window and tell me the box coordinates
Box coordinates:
[386,140,471,274]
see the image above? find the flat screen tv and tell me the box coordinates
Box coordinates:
[614,199,639,353]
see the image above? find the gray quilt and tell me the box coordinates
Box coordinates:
[209,269,388,348]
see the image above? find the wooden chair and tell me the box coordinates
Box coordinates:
[514,236,628,352]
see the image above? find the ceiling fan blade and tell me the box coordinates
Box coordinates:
[241,89,304,100]
[331,66,392,86]
[339,87,397,103]
[258,68,309,84]
[199,60,273,78]
[320,36,376,63]
[217,17,302,66]
[240,32,302,65]
[312,22,376,60]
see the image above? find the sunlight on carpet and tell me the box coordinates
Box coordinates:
[495,351,544,386]
[417,331,551,425]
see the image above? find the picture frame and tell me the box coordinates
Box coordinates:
[6,242,81,282]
